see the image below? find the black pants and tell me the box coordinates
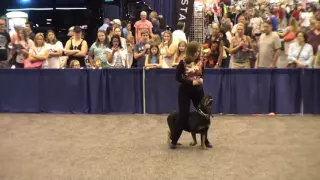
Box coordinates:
[171,84,208,145]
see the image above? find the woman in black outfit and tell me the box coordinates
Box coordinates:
[64,26,88,68]
[170,41,212,149]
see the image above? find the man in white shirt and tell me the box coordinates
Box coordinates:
[300,9,312,32]
[172,22,187,46]
[232,15,247,36]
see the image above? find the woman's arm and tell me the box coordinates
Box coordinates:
[106,50,114,63]
[144,54,152,67]
[33,50,49,61]
[229,37,241,54]
[302,45,314,67]
[216,41,224,67]
[166,44,177,57]
[73,40,88,57]
[176,60,193,85]
[64,40,79,55]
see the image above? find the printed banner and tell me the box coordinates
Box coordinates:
[176,0,195,38]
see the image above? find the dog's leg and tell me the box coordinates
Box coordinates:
[189,132,197,146]
[167,131,171,145]
[201,133,207,150]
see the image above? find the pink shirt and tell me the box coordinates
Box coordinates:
[134,20,153,43]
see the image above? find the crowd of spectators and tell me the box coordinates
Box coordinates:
[0,3,319,69]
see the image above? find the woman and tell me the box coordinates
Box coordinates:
[278,18,299,56]
[88,30,109,69]
[14,28,34,68]
[159,31,177,68]
[122,22,132,39]
[27,33,49,68]
[169,41,211,149]
[249,11,263,35]
[114,27,127,52]
[229,24,253,68]
[204,24,223,68]
[106,34,127,68]
[64,26,88,68]
[219,29,230,68]
[106,26,113,42]
[44,30,63,68]
[287,31,313,68]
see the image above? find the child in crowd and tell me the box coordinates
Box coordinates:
[69,59,81,69]
[145,44,162,69]
[172,41,187,67]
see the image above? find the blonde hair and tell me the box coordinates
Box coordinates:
[160,31,172,48]
[34,33,45,47]
[70,60,80,68]
[174,41,187,63]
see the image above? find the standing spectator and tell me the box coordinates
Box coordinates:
[134,11,153,43]
[67,26,75,40]
[204,24,223,68]
[25,21,35,41]
[249,11,263,35]
[14,28,34,68]
[172,22,187,47]
[287,31,313,68]
[114,27,127,51]
[172,41,187,67]
[277,4,286,30]
[64,26,88,68]
[88,30,109,69]
[270,11,279,31]
[257,20,281,68]
[106,26,113,42]
[106,35,128,68]
[278,18,299,57]
[219,29,230,68]
[0,18,11,68]
[133,30,150,68]
[307,15,320,67]
[27,33,49,68]
[122,22,132,39]
[232,15,249,36]
[126,34,135,68]
[44,30,63,69]
[300,9,312,32]
[159,31,176,68]
[230,24,253,68]
[292,7,300,21]
[145,44,162,69]
[112,19,121,30]
[99,18,110,31]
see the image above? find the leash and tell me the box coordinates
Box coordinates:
[197,109,212,120]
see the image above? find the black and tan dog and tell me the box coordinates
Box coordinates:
[167,94,213,150]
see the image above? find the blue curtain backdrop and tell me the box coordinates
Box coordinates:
[0,69,319,115]
[143,0,174,27]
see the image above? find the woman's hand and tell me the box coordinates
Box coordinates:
[112,47,119,54]
[198,78,204,84]
[214,64,220,68]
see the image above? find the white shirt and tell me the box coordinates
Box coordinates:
[106,48,127,67]
[29,44,48,67]
[300,12,312,27]
[172,30,187,46]
[44,41,63,69]
[160,45,173,68]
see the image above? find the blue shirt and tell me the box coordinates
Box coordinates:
[270,16,278,31]
[98,24,109,31]
[122,28,129,38]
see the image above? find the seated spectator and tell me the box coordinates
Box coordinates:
[145,44,162,69]
[106,35,128,68]
[64,26,88,68]
[44,30,63,69]
[27,33,49,69]
[69,59,81,69]
[288,31,313,68]
[14,28,34,68]
[159,31,177,68]
[172,41,187,67]
[134,30,150,68]
[88,30,109,69]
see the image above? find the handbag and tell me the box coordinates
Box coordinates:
[287,44,304,68]
[24,48,44,69]
[283,32,296,42]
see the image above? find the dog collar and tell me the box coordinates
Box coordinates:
[197,109,211,119]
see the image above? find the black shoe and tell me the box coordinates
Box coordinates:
[169,142,177,149]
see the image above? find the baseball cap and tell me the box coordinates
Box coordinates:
[73,26,82,33]
[112,19,121,26]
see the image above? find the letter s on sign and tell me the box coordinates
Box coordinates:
[181,0,188,6]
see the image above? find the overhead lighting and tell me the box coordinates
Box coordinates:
[46,19,52,21]
[56,7,87,10]
[46,22,51,24]
[7,8,53,11]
